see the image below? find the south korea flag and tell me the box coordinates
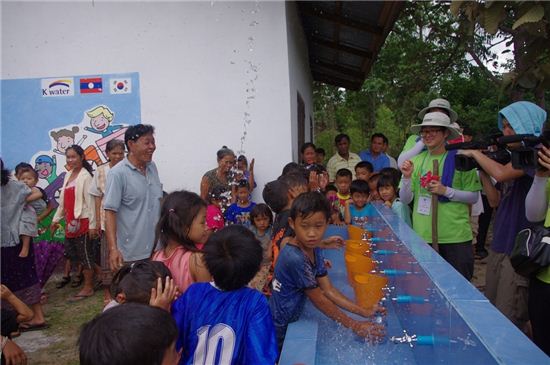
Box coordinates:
[110,78,132,94]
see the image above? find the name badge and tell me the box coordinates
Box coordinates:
[417,195,431,215]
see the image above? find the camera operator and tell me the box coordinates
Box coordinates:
[458,101,546,332]
[525,145,550,355]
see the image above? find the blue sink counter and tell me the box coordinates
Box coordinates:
[279,203,550,365]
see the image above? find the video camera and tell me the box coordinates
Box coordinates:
[496,129,550,170]
[445,133,511,171]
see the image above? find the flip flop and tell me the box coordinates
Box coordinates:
[68,293,94,302]
[71,274,84,288]
[20,323,50,332]
[56,276,71,289]
[93,280,104,292]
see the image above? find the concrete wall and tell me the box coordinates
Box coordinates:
[285,2,314,162]
[1,1,308,198]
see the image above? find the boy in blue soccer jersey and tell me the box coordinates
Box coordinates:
[171,225,278,365]
[269,192,385,350]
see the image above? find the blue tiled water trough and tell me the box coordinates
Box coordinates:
[279,203,550,365]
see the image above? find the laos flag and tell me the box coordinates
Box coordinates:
[80,77,103,93]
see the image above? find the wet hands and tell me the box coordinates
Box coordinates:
[352,321,386,343]
[360,303,387,318]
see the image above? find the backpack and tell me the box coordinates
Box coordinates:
[510,225,550,277]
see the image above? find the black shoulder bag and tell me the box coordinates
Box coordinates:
[510,225,550,277]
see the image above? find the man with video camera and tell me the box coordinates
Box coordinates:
[525,142,550,356]
[458,101,547,333]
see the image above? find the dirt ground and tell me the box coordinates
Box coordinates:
[13,274,103,365]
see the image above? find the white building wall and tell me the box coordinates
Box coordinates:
[1,1,299,198]
[285,2,314,162]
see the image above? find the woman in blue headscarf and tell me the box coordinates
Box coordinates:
[459,101,547,332]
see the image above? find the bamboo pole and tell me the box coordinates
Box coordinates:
[431,159,439,253]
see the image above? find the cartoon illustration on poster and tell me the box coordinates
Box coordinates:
[0,72,140,286]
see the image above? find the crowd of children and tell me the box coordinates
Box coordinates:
[3,98,550,364]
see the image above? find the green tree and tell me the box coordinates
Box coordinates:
[314,1,548,154]
[451,1,550,106]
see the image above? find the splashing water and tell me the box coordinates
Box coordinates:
[237,4,262,155]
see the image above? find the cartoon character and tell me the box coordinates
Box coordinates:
[84,106,123,137]
[34,154,57,184]
[50,126,87,155]
[50,126,103,167]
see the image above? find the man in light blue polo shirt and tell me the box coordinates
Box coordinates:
[359,133,391,173]
[104,124,163,271]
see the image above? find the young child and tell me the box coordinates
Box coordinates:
[248,203,274,292]
[80,303,180,365]
[152,190,211,294]
[171,226,278,364]
[378,175,412,227]
[325,184,340,224]
[15,166,49,258]
[269,192,385,349]
[225,180,256,228]
[105,260,177,312]
[205,185,225,233]
[268,173,308,250]
[368,173,382,202]
[344,180,370,226]
[354,161,374,182]
[380,167,402,187]
[332,168,353,223]
[236,154,256,191]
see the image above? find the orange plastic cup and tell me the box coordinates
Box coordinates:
[345,240,371,257]
[353,273,388,310]
[348,225,368,241]
[345,254,375,283]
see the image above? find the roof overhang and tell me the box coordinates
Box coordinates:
[297,1,405,90]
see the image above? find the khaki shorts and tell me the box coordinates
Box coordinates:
[485,249,529,329]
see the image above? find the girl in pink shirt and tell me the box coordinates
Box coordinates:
[205,186,225,234]
[152,191,211,294]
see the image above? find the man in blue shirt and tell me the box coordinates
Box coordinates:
[104,124,163,271]
[359,133,391,173]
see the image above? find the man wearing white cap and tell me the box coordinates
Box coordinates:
[399,112,481,281]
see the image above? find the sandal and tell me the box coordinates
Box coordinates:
[93,280,103,292]
[20,323,50,332]
[55,276,71,289]
[68,292,94,302]
[71,273,84,288]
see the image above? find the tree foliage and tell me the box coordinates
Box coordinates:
[313,1,549,158]
[451,1,550,104]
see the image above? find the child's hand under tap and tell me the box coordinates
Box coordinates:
[352,321,386,343]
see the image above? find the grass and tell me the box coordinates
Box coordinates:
[21,274,104,365]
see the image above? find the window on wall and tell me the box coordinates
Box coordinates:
[297,92,305,160]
